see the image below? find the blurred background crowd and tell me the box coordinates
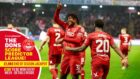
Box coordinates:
[0,3,140,39]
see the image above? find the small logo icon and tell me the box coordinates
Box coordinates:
[22,39,34,51]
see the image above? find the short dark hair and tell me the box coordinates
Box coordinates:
[66,13,79,24]
[95,19,104,29]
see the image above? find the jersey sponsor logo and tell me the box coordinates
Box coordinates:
[66,31,74,37]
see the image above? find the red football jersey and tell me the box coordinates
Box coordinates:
[84,31,115,58]
[119,34,132,48]
[54,9,85,55]
[47,27,65,55]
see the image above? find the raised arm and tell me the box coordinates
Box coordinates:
[54,1,67,29]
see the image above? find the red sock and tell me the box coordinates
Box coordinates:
[81,69,85,79]
[50,69,58,79]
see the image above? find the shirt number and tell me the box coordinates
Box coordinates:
[54,32,61,46]
[124,37,128,43]
[96,40,109,53]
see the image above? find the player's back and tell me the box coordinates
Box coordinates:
[47,27,65,49]
[119,34,131,46]
[88,31,114,59]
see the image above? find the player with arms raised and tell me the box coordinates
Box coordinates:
[39,21,65,79]
[54,1,86,79]
[119,27,132,70]
[65,19,128,79]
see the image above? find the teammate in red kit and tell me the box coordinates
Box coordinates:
[65,19,128,79]
[39,21,65,79]
[54,1,86,79]
[119,27,132,70]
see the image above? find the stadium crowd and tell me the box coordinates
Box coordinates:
[0,3,140,38]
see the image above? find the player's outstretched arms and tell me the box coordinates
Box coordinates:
[65,45,87,52]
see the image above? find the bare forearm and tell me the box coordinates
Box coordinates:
[56,38,64,44]
[114,47,125,59]
[64,37,81,44]
[65,45,87,52]
[40,41,47,48]
[112,44,125,59]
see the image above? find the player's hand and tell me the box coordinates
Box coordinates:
[39,46,43,52]
[65,46,71,51]
[55,39,60,44]
[57,0,62,9]
[121,57,128,66]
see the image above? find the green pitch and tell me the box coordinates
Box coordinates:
[35,40,140,79]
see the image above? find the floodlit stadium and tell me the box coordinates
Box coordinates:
[0,0,140,79]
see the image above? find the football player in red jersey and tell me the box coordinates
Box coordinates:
[39,21,65,79]
[119,27,132,70]
[54,1,86,79]
[65,19,128,79]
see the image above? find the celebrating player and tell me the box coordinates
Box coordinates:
[54,1,86,79]
[65,19,128,79]
[119,27,132,70]
[39,21,65,79]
